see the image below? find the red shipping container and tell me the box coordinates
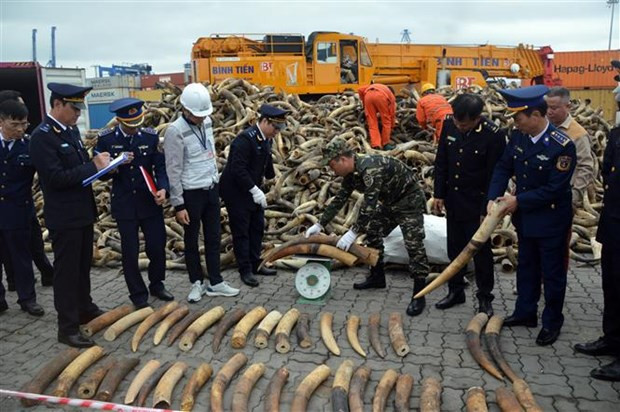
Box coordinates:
[140,72,186,89]
[552,50,620,89]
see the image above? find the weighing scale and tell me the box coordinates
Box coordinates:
[294,256,332,305]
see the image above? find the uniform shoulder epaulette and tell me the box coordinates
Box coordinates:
[549,130,570,147]
[39,123,50,133]
[98,128,115,137]
[482,120,500,133]
[140,127,158,135]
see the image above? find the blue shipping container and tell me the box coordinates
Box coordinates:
[88,103,115,129]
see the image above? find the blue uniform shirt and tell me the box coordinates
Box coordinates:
[0,138,35,230]
[95,125,169,221]
[488,123,576,238]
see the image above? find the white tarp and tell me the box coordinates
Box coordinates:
[383,214,449,265]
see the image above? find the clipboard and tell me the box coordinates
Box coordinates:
[139,166,158,195]
[82,152,129,186]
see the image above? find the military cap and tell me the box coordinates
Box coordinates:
[498,85,549,112]
[321,136,350,166]
[259,104,289,128]
[47,82,92,110]
[109,97,145,127]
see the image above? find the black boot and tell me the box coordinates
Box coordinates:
[435,289,466,310]
[477,295,494,316]
[354,262,386,290]
[406,277,426,316]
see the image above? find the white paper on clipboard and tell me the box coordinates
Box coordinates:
[82,152,128,186]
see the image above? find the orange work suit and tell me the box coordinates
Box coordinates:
[416,93,453,143]
[358,84,396,149]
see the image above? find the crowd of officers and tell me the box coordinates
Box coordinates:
[0,81,618,381]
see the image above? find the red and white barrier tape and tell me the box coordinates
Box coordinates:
[0,388,178,411]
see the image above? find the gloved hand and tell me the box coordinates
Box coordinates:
[336,229,357,251]
[305,223,322,238]
[249,185,267,208]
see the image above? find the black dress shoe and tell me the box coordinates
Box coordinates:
[574,337,619,357]
[255,266,277,276]
[58,332,94,348]
[406,297,426,316]
[503,314,537,328]
[20,301,44,317]
[241,273,259,287]
[477,298,494,317]
[353,276,386,290]
[435,291,466,310]
[151,287,174,301]
[80,308,105,324]
[0,300,8,313]
[590,359,620,382]
[536,328,560,346]
[133,302,150,309]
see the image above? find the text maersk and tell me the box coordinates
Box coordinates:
[554,63,614,75]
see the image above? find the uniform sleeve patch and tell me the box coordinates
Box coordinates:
[363,173,374,187]
[556,155,572,172]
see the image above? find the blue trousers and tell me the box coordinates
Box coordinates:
[0,228,36,305]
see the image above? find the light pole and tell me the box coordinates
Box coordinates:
[608,0,619,50]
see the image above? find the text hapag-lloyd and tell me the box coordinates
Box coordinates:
[554,63,615,75]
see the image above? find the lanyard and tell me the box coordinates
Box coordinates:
[186,118,208,151]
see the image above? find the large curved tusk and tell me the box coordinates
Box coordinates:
[320,312,341,356]
[261,243,358,268]
[512,379,543,412]
[254,310,283,349]
[388,312,410,357]
[420,377,442,412]
[180,363,213,412]
[415,200,509,298]
[95,357,139,402]
[331,359,355,412]
[232,363,266,412]
[125,359,161,405]
[53,346,106,397]
[167,310,203,347]
[484,316,521,382]
[495,386,524,412]
[346,315,366,358]
[103,307,154,342]
[466,313,503,380]
[372,369,399,412]
[264,367,289,412]
[212,308,246,353]
[20,348,80,406]
[77,357,116,399]
[211,353,248,412]
[466,387,488,412]
[232,306,268,349]
[368,313,386,358]
[153,361,188,409]
[296,312,313,349]
[81,304,133,337]
[131,301,179,352]
[291,364,331,412]
[135,361,171,407]
[348,365,371,412]
[153,305,189,345]
[179,306,226,352]
[395,374,414,412]
[274,308,300,354]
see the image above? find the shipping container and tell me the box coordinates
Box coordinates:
[551,50,620,89]
[140,72,186,89]
[130,89,164,102]
[88,103,115,129]
[569,89,618,123]
[86,87,131,104]
[87,75,141,90]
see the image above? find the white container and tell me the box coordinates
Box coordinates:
[41,67,90,132]
[87,75,141,90]
[86,87,131,104]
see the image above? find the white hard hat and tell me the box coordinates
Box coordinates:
[180,83,213,116]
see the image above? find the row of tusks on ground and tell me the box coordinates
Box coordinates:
[21,346,540,412]
[74,301,406,358]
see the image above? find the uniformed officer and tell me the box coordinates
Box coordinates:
[96,98,173,308]
[573,125,620,381]
[0,99,44,316]
[164,83,239,302]
[305,137,430,316]
[432,94,506,315]
[29,83,109,348]
[220,104,286,287]
[487,85,576,346]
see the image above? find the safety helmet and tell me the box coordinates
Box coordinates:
[180,83,213,117]
[421,83,436,94]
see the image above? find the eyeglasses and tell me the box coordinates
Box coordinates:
[6,121,30,129]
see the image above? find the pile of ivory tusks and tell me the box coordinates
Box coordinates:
[30,80,610,273]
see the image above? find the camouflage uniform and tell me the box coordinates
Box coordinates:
[319,152,429,279]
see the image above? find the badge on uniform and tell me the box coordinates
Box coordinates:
[556,156,572,171]
[536,154,549,161]
[363,173,374,187]
[447,136,456,142]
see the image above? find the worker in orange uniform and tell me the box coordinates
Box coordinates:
[358,84,396,150]
[416,83,453,144]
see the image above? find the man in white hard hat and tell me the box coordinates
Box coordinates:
[163,83,239,302]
